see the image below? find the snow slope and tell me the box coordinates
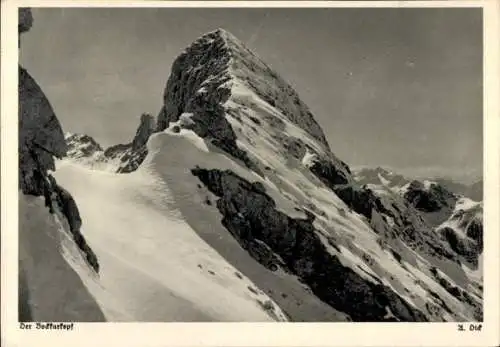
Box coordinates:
[19,194,106,321]
[53,132,287,322]
[145,127,480,321]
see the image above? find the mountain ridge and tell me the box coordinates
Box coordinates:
[53,27,482,321]
[354,166,483,201]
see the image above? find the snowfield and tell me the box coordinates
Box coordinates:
[52,131,288,322]
[146,124,480,322]
[19,194,106,321]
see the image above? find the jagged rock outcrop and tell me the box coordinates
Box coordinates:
[191,167,427,322]
[63,113,157,173]
[132,113,156,150]
[403,180,458,227]
[17,9,61,197]
[19,7,33,48]
[66,133,104,158]
[63,132,115,170]
[19,66,67,196]
[404,180,457,214]
[436,200,483,266]
[156,29,349,177]
[156,31,255,169]
[309,158,352,186]
[47,176,100,272]
[438,227,481,265]
[103,113,155,173]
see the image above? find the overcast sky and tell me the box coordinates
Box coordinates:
[20,7,482,183]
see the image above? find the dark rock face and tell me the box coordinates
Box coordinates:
[436,204,483,266]
[192,167,427,322]
[157,31,242,159]
[116,146,149,173]
[310,167,459,266]
[465,218,483,251]
[104,141,147,173]
[19,8,33,34]
[103,143,130,158]
[155,30,270,171]
[131,113,155,150]
[19,66,67,196]
[402,180,459,228]
[19,8,99,273]
[309,158,352,186]
[438,227,480,265]
[404,180,457,213]
[19,70,100,273]
[46,176,99,272]
[332,185,376,219]
[104,113,156,173]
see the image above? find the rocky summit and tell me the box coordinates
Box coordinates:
[54,28,482,322]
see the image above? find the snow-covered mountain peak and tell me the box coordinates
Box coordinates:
[52,27,483,323]
[144,31,484,322]
[157,28,351,189]
[161,28,330,147]
[354,166,410,191]
[200,27,239,44]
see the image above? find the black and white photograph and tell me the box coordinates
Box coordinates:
[3,1,500,346]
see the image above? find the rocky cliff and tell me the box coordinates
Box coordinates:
[18,8,104,321]
[191,167,427,321]
[103,113,155,173]
[156,29,351,181]
[436,198,483,267]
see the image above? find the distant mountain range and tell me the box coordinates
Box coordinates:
[354,167,483,201]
